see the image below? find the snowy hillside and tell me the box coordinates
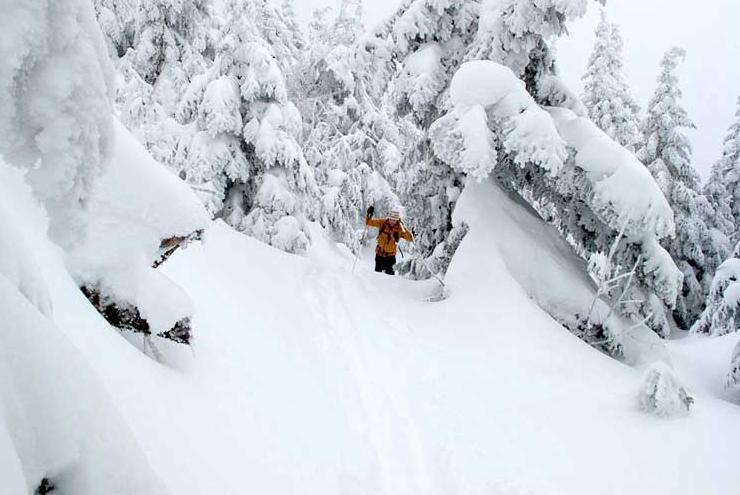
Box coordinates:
[25,175,736,495]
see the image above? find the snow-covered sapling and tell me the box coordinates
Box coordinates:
[637,362,694,417]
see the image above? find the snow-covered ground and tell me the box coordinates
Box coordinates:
[24,174,736,495]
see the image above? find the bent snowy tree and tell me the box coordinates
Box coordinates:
[432,59,680,346]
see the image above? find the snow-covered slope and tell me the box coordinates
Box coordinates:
[0,158,170,495]
[37,176,739,495]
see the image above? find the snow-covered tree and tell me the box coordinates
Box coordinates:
[466,0,592,105]
[93,0,136,58]
[581,11,641,151]
[691,243,740,337]
[176,0,317,253]
[0,0,114,248]
[239,0,305,96]
[435,59,681,341]
[638,47,720,329]
[705,96,740,237]
[333,0,366,46]
[131,0,209,88]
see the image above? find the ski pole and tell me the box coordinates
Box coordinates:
[352,204,374,273]
[352,225,367,273]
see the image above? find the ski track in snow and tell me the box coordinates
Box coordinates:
[303,265,434,495]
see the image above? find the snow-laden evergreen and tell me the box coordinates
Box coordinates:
[93,0,135,58]
[691,242,740,337]
[638,47,721,330]
[435,60,681,342]
[176,0,318,253]
[130,0,210,88]
[705,96,740,237]
[581,11,641,151]
[250,0,305,90]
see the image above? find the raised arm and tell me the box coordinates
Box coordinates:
[366,217,386,228]
[400,224,414,242]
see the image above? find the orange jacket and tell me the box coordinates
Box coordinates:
[366,217,413,256]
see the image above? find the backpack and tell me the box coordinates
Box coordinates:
[376,220,401,256]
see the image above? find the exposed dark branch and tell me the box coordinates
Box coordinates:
[154,229,204,268]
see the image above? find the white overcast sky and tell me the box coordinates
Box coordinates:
[294,0,740,181]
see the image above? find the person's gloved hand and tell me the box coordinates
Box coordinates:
[367,205,375,218]
[393,232,399,242]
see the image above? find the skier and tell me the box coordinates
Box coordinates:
[365,205,413,275]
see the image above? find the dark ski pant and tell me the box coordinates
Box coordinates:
[375,254,396,275]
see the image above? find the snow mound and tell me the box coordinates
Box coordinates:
[0,276,172,495]
[669,333,740,402]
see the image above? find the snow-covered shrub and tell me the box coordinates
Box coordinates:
[637,362,694,418]
[0,0,114,248]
